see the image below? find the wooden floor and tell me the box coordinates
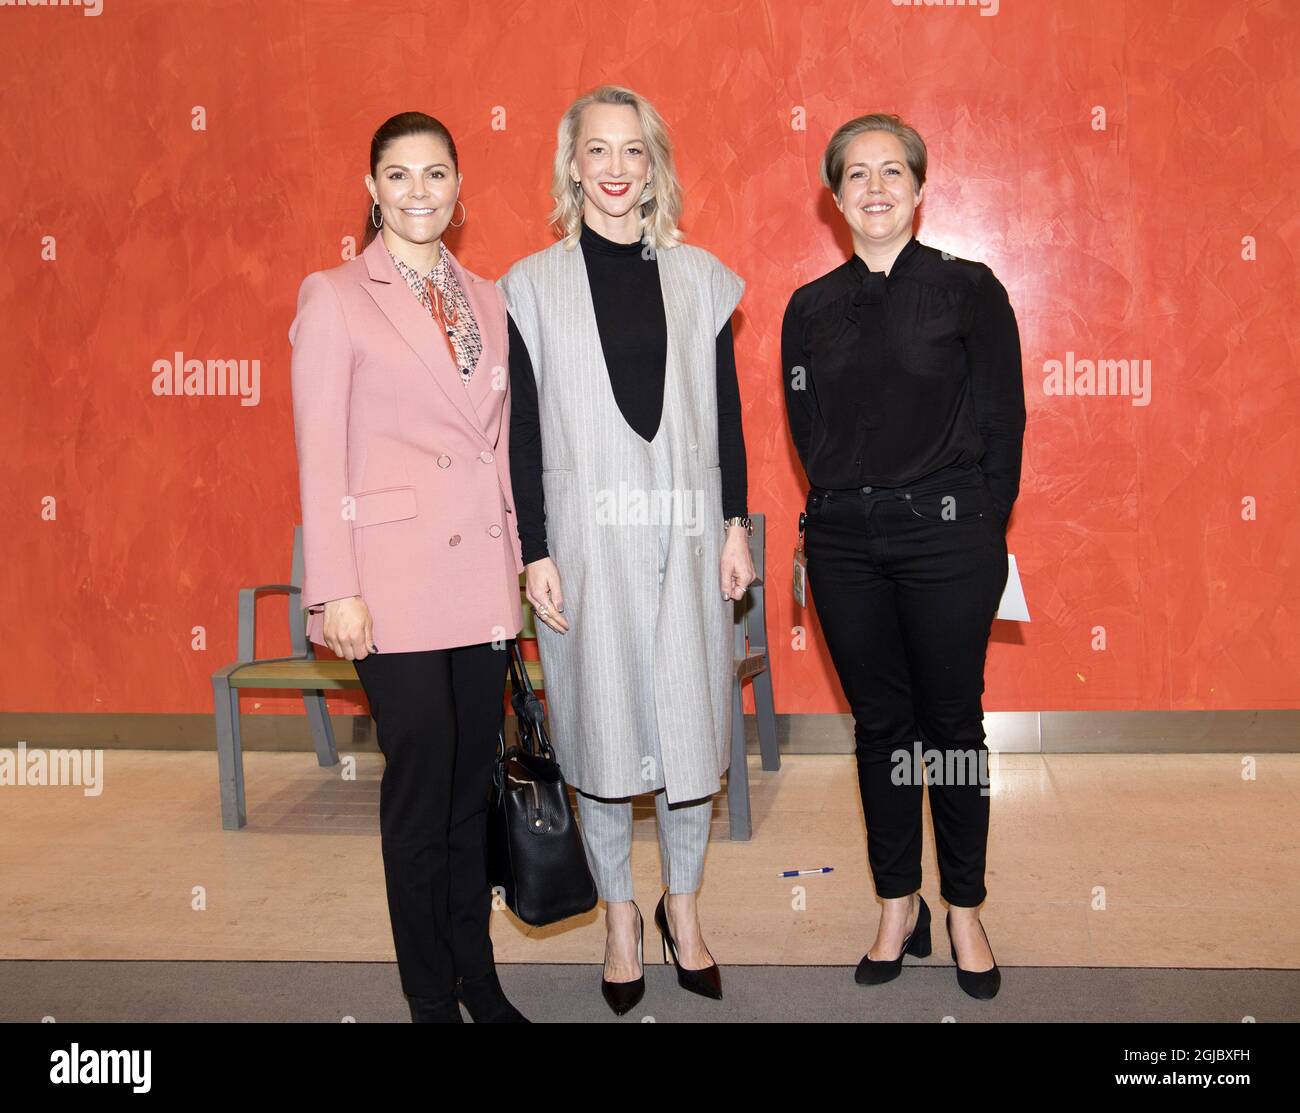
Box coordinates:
[3,752,1297,969]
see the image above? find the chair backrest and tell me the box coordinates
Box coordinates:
[290,525,309,657]
[518,572,536,639]
[733,512,769,658]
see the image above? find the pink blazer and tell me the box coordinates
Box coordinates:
[289,232,524,654]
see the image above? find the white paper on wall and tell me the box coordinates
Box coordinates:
[994,554,1029,622]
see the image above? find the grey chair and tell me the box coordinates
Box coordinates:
[728,511,780,840]
[211,525,346,830]
[213,523,776,837]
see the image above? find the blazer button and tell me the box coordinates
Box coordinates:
[437,455,452,468]
[695,544,704,556]
[449,534,462,547]
[488,525,502,538]
[479,450,494,463]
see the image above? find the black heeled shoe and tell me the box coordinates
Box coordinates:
[600,903,645,1016]
[855,893,931,985]
[456,967,529,1023]
[654,892,723,1000]
[405,991,464,1023]
[946,911,1001,1000]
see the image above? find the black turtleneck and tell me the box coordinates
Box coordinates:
[507,219,747,564]
[780,236,1025,528]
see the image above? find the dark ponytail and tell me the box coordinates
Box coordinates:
[362,112,460,249]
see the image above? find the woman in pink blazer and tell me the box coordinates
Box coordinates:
[289,112,527,1024]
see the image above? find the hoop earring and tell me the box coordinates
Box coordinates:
[370,202,383,230]
[449,198,466,228]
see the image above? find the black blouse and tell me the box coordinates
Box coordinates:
[781,236,1026,527]
[508,219,747,565]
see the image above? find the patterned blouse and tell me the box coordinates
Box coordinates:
[388,243,483,381]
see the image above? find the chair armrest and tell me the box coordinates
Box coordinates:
[237,584,300,664]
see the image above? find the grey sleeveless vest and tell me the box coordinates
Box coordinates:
[499,236,744,803]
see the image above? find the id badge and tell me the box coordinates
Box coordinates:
[793,510,808,607]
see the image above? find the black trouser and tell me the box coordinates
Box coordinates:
[352,640,509,998]
[804,464,1009,908]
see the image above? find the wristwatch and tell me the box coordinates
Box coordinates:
[723,515,753,536]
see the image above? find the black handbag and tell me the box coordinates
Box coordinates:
[487,639,597,926]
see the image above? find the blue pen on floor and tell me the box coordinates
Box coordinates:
[779,867,833,878]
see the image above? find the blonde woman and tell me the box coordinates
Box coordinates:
[500,85,753,1016]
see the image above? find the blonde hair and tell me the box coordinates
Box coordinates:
[820,113,928,197]
[549,85,684,251]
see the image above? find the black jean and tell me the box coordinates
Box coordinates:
[804,463,1009,908]
[352,639,509,998]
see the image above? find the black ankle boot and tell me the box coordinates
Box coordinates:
[406,991,464,1023]
[457,968,529,1023]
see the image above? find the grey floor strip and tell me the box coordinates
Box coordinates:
[3,961,1296,1023]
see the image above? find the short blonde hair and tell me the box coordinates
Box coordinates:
[549,85,684,251]
[820,113,927,197]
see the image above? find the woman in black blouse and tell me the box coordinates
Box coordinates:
[783,114,1025,1000]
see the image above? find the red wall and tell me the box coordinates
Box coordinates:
[5,0,1298,716]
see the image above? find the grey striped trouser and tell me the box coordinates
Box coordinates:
[575,790,714,903]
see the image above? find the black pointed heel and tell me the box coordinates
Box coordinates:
[654,892,723,1000]
[456,967,529,1023]
[855,893,931,985]
[600,903,646,1016]
[946,911,1001,1000]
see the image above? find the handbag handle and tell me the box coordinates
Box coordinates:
[507,639,553,759]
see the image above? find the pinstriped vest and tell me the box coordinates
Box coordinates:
[499,237,744,803]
